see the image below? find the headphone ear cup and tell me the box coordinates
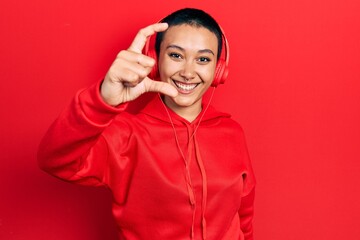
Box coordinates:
[211,59,228,87]
[146,49,159,80]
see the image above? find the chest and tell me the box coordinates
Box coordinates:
[126,124,245,204]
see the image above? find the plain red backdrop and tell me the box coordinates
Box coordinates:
[1,0,359,239]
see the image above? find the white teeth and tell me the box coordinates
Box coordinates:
[173,81,198,91]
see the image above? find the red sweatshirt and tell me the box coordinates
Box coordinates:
[38,81,256,240]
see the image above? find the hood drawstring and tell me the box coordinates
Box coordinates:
[194,135,208,240]
[158,88,216,240]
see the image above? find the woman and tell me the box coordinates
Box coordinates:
[38,8,256,240]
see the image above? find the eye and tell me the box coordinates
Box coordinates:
[197,57,211,63]
[169,52,182,60]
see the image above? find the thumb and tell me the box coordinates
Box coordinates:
[143,77,178,97]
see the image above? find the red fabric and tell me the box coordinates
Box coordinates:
[38,81,256,240]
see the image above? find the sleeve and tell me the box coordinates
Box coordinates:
[238,126,256,240]
[37,80,128,186]
[239,187,255,240]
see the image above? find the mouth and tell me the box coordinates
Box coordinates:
[172,80,200,93]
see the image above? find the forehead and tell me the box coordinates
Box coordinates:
[161,24,218,53]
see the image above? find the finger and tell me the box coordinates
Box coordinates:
[117,50,155,67]
[143,77,178,97]
[108,55,153,84]
[113,67,145,86]
[128,22,168,54]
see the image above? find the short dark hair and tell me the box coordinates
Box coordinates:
[155,8,223,60]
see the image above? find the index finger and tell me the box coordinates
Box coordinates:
[128,22,168,54]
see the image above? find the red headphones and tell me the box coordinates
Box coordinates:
[143,24,230,87]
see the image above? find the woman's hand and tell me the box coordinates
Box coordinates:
[100,23,178,106]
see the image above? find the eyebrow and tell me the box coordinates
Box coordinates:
[166,44,215,56]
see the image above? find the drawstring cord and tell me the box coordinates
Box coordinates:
[158,87,216,239]
[194,135,208,240]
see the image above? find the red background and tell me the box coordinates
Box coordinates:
[1,0,360,239]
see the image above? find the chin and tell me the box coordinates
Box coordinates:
[171,95,200,108]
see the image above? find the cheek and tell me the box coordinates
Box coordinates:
[198,65,216,83]
[158,59,180,79]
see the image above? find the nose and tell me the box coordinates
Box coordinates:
[179,60,196,80]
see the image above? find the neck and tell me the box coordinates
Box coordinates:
[163,96,202,122]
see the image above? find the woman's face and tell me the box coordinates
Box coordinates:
[158,24,218,116]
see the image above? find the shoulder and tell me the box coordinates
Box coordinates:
[206,105,245,133]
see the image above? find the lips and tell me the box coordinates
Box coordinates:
[172,80,199,92]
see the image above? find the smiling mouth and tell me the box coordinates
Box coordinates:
[172,80,200,92]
